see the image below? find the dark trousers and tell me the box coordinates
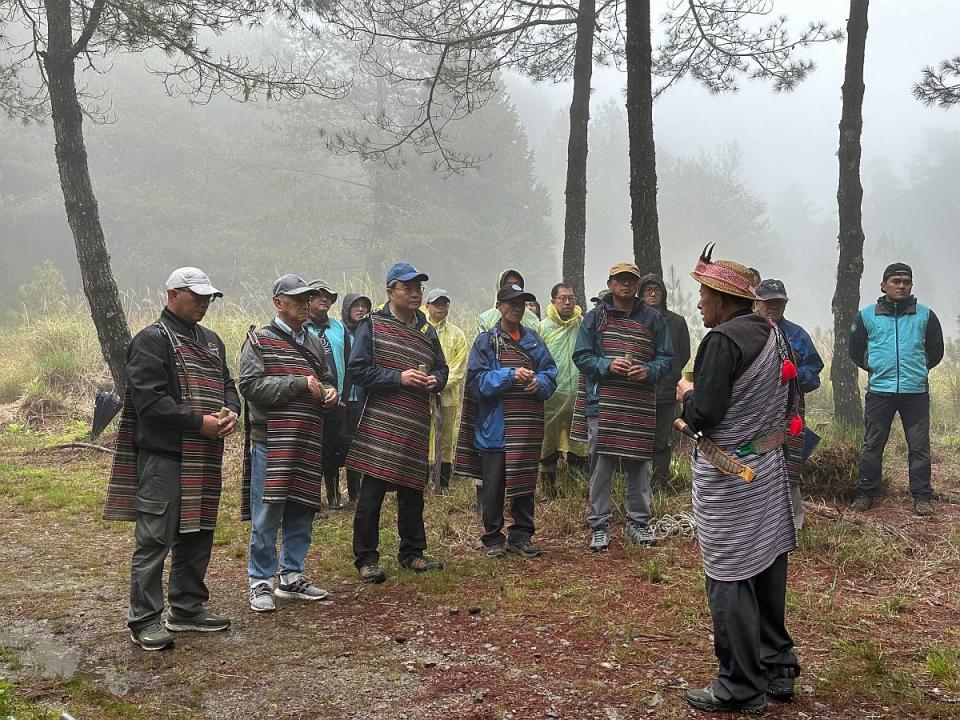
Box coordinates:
[352,474,427,568]
[857,392,932,500]
[706,553,798,702]
[322,405,346,504]
[342,401,363,501]
[128,453,214,632]
[480,451,535,547]
[652,400,678,484]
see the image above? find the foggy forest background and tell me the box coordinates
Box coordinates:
[1,0,957,337]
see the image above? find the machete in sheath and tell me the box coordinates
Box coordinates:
[673,418,755,483]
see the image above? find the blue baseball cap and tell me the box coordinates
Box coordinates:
[385,262,429,286]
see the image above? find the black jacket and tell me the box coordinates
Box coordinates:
[126,307,240,459]
[639,274,692,403]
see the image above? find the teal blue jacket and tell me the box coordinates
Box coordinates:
[849,296,943,395]
[572,298,674,417]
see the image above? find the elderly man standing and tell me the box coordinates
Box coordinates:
[639,274,691,488]
[573,262,673,552]
[677,246,800,714]
[850,263,944,516]
[240,275,339,613]
[105,267,238,650]
[755,279,824,529]
[459,283,558,557]
[538,283,587,497]
[307,280,351,510]
[425,289,468,492]
[347,262,449,584]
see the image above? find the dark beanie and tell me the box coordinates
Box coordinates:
[883,262,912,281]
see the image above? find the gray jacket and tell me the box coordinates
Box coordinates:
[639,274,692,404]
[238,321,336,443]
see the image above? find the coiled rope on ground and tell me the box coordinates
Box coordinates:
[648,512,697,540]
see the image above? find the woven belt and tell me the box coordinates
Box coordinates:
[734,427,786,457]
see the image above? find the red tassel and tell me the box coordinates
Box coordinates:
[781,359,798,383]
[789,414,804,436]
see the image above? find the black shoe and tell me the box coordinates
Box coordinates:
[484,544,506,559]
[685,686,767,714]
[506,539,542,558]
[766,667,798,701]
[329,498,346,511]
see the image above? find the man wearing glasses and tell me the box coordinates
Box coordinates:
[105,267,239,650]
[347,263,449,583]
[574,263,673,551]
[849,263,944,516]
[538,283,588,496]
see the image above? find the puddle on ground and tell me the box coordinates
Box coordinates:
[0,625,78,678]
[0,622,129,696]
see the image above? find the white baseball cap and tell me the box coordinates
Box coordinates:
[165,267,222,297]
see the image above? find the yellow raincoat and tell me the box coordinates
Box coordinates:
[539,302,586,459]
[476,268,540,335]
[428,315,468,463]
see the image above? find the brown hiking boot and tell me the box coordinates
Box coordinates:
[851,494,872,512]
[914,499,933,517]
[359,564,386,584]
[400,556,444,573]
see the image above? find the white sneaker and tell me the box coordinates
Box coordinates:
[249,583,276,612]
[274,574,329,601]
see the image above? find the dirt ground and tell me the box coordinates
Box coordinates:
[1,430,959,719]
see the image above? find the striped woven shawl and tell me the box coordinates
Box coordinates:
[241,331,325,520]
[104,324,225,532]
[784,398,805,486]
[596,315,656,460]
[569,374,588,445]
[498,336,545,498]
[692,325,797,582]
[455,392,482,480]
[346,314,437,491]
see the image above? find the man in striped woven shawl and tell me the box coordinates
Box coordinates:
[573,262,673,552]
[239,274,339,613]
[347,262,449,584]
[104,267,239,651]
[459,284,558,558]
[677,246,801,715]
[755,279,823,530]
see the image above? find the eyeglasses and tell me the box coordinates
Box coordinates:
[391,283,423,295]
[643,287,662,295]
[555,295,577,304]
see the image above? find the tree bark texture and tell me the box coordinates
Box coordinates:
[561,0,595,304]
[43,0,131,394]
[625,0,662,277]
[831,0,868,428]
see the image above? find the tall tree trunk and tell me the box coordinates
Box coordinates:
[831,0,869,428]
[561,0,595,304]
[43,0,130,393]
[625,0,662,277]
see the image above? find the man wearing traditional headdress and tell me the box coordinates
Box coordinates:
[105,267,238,650]
[347,262,449,583]
[676,246,801,714]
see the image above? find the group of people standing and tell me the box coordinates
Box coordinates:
[103,249,944,715]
